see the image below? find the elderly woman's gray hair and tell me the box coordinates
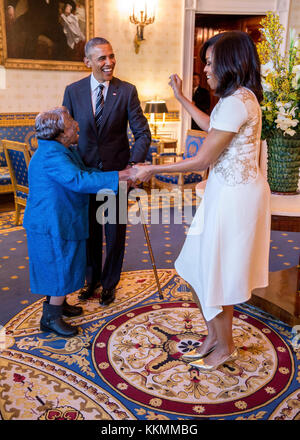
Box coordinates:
[35,106,70,140]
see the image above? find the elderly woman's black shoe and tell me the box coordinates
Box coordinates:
[46,296,83,317]
[40,302,78,337]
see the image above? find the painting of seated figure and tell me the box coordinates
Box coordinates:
[0,0,93,71]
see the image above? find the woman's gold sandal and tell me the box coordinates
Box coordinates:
[181,345,216,361]
[189,348,238,371]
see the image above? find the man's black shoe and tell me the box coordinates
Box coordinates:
[62,300,83,317]
[100,288,115,306]
[78,282,100,301]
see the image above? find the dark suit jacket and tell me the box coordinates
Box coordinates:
[192,86,211,130]
[62,76,151,171]
[23,139,119,240]
[193,86,210,114]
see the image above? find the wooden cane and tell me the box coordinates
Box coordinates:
[136,196,163,300]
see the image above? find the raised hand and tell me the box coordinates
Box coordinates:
[168,74,183,100]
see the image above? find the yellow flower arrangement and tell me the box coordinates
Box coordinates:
[257,12,300,139]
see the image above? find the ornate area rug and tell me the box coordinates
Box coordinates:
[1,270,299,421]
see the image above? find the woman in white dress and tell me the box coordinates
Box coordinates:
[134,31,271,371]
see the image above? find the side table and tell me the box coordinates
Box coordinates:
[248,193,300,326]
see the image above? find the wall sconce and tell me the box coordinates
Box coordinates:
[129,0,155,54]
[144,100,168,138]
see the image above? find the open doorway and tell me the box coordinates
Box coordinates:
[193,14,265,117]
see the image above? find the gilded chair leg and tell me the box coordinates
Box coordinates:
[151,175,156,189]
[178,174,184,193]
[15,203,21,225]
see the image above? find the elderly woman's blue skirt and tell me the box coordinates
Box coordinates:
[26,232,86,296]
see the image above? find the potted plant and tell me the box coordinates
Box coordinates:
[257,12,300,193]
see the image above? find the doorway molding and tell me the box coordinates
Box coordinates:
[181,0,291,142]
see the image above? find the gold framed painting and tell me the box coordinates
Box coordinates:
[0,0,94,71]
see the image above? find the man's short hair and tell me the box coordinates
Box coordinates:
[35,106,70,140]
[84,37,111,57]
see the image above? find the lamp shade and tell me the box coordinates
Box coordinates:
[144,101,168,114]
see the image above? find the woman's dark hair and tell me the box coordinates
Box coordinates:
[200,31,263,102]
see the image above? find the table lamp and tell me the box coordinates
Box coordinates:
[144,100,168,138]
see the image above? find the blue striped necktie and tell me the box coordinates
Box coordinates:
[95,83,104,128]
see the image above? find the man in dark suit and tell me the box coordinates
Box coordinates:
[191,73,210,130]
[62,37,151,306]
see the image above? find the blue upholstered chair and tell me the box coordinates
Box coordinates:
[0,113,38,156]
[127,125,158,163]
[2,140,30,225]
[0,143,13,194]
[146,139,159,162]
[151,129,208,190]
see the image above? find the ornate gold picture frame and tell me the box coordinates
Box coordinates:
[0,0,94,71]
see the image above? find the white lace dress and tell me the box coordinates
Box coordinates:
[175,87,271,321]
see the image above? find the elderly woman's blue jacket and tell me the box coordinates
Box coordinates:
[23,139,119,240]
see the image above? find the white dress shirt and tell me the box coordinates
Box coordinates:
[90,74,109,115]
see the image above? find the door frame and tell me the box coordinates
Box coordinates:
[180,0,292,143]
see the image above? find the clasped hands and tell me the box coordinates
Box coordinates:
[118,163,154,185]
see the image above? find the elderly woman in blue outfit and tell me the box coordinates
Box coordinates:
[23,106,135,338]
